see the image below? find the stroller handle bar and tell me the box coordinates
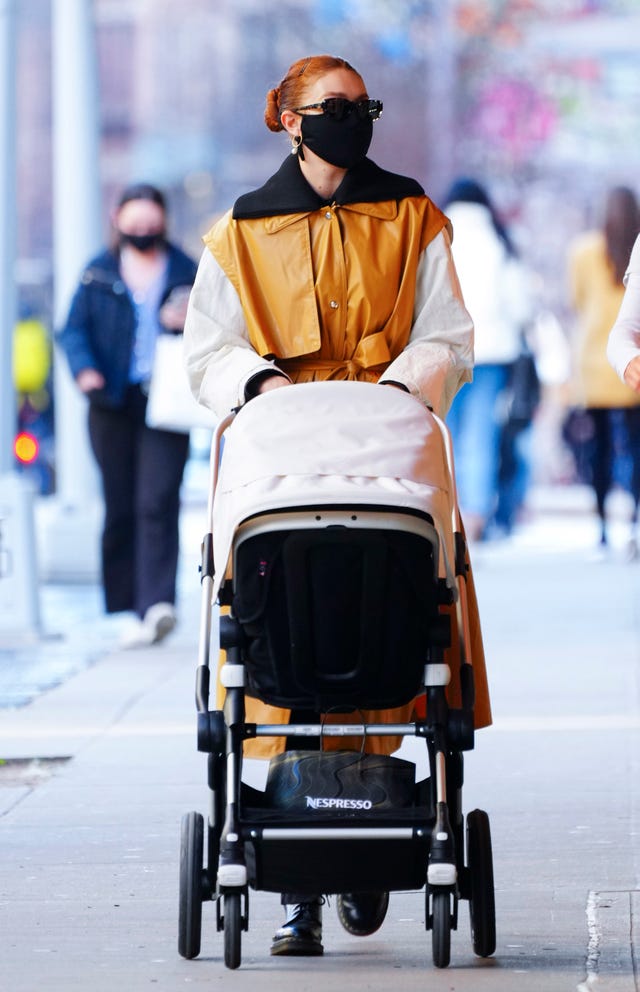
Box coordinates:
[197,410,236,677]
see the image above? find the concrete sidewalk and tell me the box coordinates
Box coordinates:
[1,485,639,990]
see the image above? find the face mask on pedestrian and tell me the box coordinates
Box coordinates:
[300,113,373,169]
[118,231,166,253]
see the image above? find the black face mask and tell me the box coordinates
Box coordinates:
[300,113,373,169]
[119,231,165,253]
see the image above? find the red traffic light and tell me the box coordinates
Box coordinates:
[14,431,39,464]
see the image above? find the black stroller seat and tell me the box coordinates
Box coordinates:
[233,514,444,711]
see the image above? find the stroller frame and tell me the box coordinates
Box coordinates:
[178,385,495,970]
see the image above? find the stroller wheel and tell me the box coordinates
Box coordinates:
[178,811,204,959]
[223,891,242,969]
[466,809,496,957]
[430,889,452,968]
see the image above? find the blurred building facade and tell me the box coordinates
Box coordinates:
[15,0,640,334]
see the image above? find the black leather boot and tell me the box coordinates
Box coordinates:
[337,891,389,936]
[270,901,324,956]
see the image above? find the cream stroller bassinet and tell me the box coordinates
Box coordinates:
[178,380,495,970]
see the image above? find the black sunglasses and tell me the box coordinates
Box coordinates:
[293,97,383,122]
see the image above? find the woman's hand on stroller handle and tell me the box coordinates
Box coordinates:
[257,373,291,395]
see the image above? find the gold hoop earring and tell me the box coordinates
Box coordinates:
[291,134,303,157]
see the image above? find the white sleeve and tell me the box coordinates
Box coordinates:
[607,235,640,382]
[183,248,289,417]
[379,228,474,417]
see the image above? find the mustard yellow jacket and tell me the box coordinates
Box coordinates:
[205,156,448,386]
[186,156,474,418]
[184,156,490,756]
[569,230,640,408]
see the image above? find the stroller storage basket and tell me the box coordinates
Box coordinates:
[240,749,432,893]
[243,831,430,895]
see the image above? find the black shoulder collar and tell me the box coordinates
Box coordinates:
[232,156,425,220]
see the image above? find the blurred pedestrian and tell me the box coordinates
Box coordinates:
[568,185,640,554]
[444,178,533,540]
[492,326,540,535]
[57,183,198,646]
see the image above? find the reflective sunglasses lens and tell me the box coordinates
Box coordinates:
[350,100,382,120]
[323,97,350,120]
[366,100,383,120]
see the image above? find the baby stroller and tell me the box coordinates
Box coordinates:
[178,380,495,970]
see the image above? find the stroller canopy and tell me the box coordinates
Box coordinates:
[211,381,458,600]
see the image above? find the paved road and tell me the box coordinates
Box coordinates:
[1,491,639,991]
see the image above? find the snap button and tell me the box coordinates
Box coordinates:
[325,211,332,219]
[329,300,339,309]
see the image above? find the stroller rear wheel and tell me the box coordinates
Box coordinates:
[430,889,452,968]
[178,811,204,959]
[467,808,496,957]
[223,891,242,969]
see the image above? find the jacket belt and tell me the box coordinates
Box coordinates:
[280,332,392,376]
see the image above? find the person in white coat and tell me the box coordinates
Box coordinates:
[444,178,532,540]
[607,232,640,390]
[607,230,640,555]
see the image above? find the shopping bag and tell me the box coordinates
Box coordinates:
[505,343,540,426]
[261,749,418,814]
[145,332,216,433]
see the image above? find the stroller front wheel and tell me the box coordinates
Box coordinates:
[430,889,452,968]
[223,891,242,969]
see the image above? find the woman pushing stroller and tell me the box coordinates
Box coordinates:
[184,53,492,956]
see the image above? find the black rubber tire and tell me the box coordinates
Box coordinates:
[223,891,242,970]
[431,890,451,969]
[178,811,204,959]
[467,808,496,957]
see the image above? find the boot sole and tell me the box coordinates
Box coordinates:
[271,939,324,958]
[270,936,324,956]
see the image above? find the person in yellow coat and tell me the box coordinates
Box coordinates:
[184,53,490,955]
[568,185,640,554]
